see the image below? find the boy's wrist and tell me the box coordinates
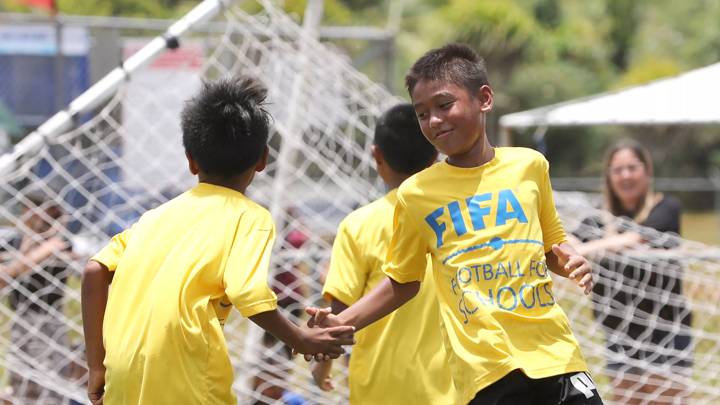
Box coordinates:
[335,312,353,328]
[290,326,307,353]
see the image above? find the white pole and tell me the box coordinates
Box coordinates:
[0,0,233,174]
[242,1,325,403]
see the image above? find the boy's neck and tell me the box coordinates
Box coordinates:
[382,172,411,190]
[198,171,254,194]
[446,134,495,168]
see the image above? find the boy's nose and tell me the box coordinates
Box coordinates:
[429,114,442,127]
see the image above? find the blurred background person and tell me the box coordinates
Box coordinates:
[0,192,80,404]
[570,138,693,405]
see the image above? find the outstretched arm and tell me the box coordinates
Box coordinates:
[0,237,68,288]
[249,309,355,358]
[309,277,419,332]
[81,260,114,404]
[568,232,642,257]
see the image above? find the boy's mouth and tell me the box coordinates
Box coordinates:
[435,128,453,139]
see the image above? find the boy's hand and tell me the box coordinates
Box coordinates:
[306,306,339,328]
[87,366,105,405]
[552,244,593,295]
[295,324,354,359]
[301,307,344,361]
[311,360,334,391]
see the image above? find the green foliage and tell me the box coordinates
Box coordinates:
[2,0,718,181]
[281,0,353,25]
[612,57,681,89]
[606,0,639,70]
[430,0,539,68]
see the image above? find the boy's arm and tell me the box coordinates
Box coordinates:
[309,277,420,332]
[310,298,349,390]
[81,260,114,404]
[546,242,593,295]
[248,309,355,357]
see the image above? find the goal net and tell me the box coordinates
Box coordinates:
[0,0,717,403]
[555,192,720,405]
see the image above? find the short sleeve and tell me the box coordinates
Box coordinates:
[223,216,278,317]
[91,227,133,272]
[323,219,369,306]
[382,197,428,283]
[537,158,567,252]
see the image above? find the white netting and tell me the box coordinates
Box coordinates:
[555,192,720,405]
[0,1,718,404]
[0,1,396,403]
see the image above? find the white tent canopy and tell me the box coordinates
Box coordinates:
[499,61,720,129]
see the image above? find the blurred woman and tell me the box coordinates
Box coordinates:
[571,138,693,405]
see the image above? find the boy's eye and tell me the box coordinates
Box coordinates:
[440,101,454,109]
[416,112,428,119]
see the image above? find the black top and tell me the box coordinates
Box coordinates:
[641,195,681,235]
[575,195,689,342]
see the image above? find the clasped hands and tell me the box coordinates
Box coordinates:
[297,307,349,362]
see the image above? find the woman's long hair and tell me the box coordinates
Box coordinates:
[602,138,658,224]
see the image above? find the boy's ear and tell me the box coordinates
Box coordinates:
[185,151,200,175]
[477,85,494,113]
[255,146,269,172]
[371,144,384,168]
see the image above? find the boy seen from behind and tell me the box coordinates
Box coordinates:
[308,44,603,405]
[312,104,457,404]
[82,76,354,405]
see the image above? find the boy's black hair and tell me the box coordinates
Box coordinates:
[405,43,490,96]
[181,76,271,177]
[374,103,436,175]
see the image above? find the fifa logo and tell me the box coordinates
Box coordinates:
[425,189,528,248]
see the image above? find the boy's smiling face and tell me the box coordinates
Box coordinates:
[411,79,493,158]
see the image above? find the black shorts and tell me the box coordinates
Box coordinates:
[468,369,604,405]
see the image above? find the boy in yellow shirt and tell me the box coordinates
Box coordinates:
[308,44,604,405]
[312,103,457,404]
[81,76,355,405]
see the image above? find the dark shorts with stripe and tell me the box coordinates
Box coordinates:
[468,369,604,405]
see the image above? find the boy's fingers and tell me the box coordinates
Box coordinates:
[564,257,585,274]
[305,307,319,327]
[327,325,355,336]
[551,244,570,262]
[313,307,332,326]
[331,345,347,354]
[304,354,313,362]
[568,263,590,280]
[334,336,356,346]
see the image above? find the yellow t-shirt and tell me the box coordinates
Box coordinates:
[92,183,278,405]
[384,147,588,404]
[323,189,457,405]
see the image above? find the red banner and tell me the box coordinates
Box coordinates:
[17,0,56,12]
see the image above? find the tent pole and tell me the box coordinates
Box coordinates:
[499,125,512,146]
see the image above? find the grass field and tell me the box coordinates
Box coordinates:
[682,211,720,245]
